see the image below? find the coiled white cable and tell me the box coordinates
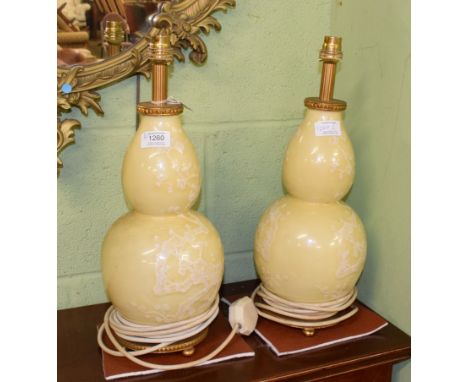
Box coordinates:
[251,283,358,329]
[97,295,240,370]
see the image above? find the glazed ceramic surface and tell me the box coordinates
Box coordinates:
[254,109,366,304]
[254,196,366,303]
[283,109,355,203]
[102,210,223,325]
[102,113,224,325]
[122,115,201,215]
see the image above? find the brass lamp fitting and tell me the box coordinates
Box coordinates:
[304,36,347,112]
[138,15,183,116]
[149,32,172,103]
[148,32,174,65]
[319,36,343,61]
[104,20,125,57]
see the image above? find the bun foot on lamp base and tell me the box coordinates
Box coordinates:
[303,329,315,337]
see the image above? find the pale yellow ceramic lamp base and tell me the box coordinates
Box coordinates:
[102,113,224,327]
[255,196,366,304]
[253,36,367,334]
[283,110,355,204]
[122,115,202,216]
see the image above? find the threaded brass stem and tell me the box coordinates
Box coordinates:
[152,64,167,102]
[319,62,336,102]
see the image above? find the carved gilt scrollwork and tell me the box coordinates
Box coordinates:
[57,119,81,175]
[158,0,236,64]
[57,0,236,175]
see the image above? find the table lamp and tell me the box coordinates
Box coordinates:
[253,36,367,336]
[97,14,230,369]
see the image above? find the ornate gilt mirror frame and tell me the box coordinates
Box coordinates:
[57,0,236,175]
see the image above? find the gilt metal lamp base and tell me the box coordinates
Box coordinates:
[252,284,359,337]
[255,303,359,337]
[115,327,209,356]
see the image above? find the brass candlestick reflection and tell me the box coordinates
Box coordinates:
[104,20,125,57]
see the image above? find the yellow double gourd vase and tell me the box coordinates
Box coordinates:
[101,112,224,326]
[254,37,367,305]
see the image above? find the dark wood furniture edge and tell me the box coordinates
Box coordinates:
[58,278,411,382]
[219,279,410,382]
[264,350,411,382]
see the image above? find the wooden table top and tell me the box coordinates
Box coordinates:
[58,280,410,382]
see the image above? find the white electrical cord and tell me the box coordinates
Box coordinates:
[251,283,358,329]
[97,295,240,370]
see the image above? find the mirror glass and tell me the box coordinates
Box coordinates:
[57,0,161,67]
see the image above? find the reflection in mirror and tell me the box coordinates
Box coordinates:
[57,0,237,174]
[57,0,160,67]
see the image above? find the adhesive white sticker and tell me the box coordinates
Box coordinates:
[314,121,342,136]
[140,131,171,148]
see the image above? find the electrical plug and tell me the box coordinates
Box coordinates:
[228,296,258,335]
